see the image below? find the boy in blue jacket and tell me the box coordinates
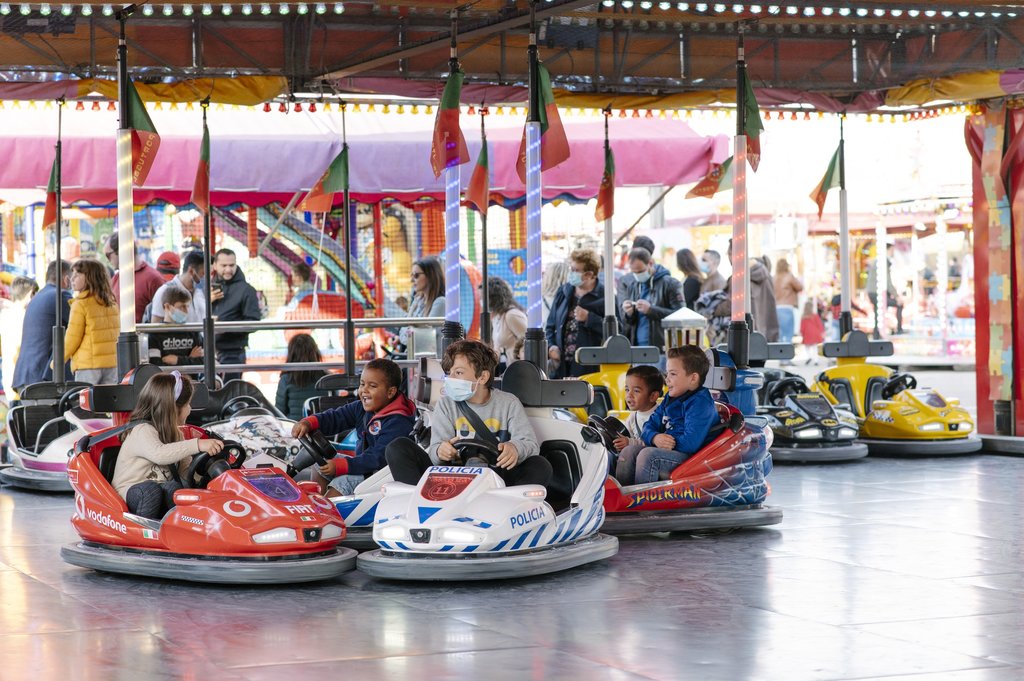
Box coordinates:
[614,345,720,485]
[292,358,416,496]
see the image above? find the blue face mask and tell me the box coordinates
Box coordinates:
[567,272,583,287]
[444,377,478,402]
[699,261,710,273]
[634,271,651,284]
[168,309,188,324]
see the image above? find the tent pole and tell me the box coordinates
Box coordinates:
[52,98,66,385]
[727,28,750,370]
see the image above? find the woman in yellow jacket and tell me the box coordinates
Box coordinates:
[65,258,120,384]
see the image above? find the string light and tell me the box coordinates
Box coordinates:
[80,3,91,14]
[182,4,193,15]
[333,2,343,13]
[141,3,153,14]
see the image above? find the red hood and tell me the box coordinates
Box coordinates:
[371,393,417,421]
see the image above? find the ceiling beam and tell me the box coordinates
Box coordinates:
[319,0,600,80]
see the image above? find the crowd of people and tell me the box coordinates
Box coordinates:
[0,238,263,400]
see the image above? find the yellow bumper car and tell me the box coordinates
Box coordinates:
[812,331,981,455]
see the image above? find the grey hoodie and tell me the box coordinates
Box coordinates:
[427,389,540,465]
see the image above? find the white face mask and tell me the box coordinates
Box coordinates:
[444,377,478,402]
[634,270,651,284]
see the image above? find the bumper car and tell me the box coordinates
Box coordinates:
[352,360,619,580]
[756,371,868,463]
[588,355,783,534]
[60,418,357,584]
[1,382,110,492]
[812,331,981,455]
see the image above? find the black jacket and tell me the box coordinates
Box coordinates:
[148,330,204,366]
[211,267,261,352]
[621,265,684,351]
[545,282,614,377]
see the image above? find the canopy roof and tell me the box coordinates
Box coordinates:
[0,2,1022,112]
[0,103,726,206]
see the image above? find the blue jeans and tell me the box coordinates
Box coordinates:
[636,447,689,484]
[777,305,796,345]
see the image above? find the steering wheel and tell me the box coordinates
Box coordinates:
[298,431,335,468]
[767,377,808,406]
[183,440,247,489]
[453,438,501,467]
[221,395,263,418]
[57,386,89,415]
[881,373,917,399]
[587,416,629,451]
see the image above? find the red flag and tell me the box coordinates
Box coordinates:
[809,144,842,219]
[685,157,734,199]
[594,144,615,222]
[42,156,59,229]
[430,70,469,178]
[190,119,211,213]
[301,146,348,213]
[465,141,490,214]
[516,63,571,181]
[126,80,161,186]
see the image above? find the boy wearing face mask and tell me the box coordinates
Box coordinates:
[385,340,552,488]
[147,288,204,366]
[621,247,684,356]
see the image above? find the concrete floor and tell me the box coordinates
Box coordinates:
[1,453,1022,681]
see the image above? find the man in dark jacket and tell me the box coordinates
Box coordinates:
[210,248,261,382]
[622,247,684,356]
[544,249,613,378]
[616,235,656,317]
[12,260,71,392]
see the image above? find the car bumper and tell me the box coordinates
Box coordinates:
[60,542,357,584]
[356,533,619,581]
[770,442,869,463]
[864,436,982,456]
[602,504,783,535]
[0,465,72,493]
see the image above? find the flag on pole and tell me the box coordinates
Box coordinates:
[685,157,734,199]
[301,146,348,213]
[126,80,161,186]
[595,144,615,222]
[516,63,571,181]
[810,144,842,219]
[465,141,490,214]
[430,70,469,178]
[190,120,211,213]
[42,156,59,229]
[743,75,764,172]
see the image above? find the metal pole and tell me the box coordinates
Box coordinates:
[341,103,356,378]
[728,29,750,369]
[444,13,462,327]
[52,98,66,385]
[522,1,547,371]
[115,6,140,380]
[201,101,216,388]
[837,115,853,338]
[478,106,492,346]
[602,105,617,338]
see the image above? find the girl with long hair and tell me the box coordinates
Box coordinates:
[675,248,704,310]
[275,333,328,421]
[110,373,224,519]
[64,258,120,384]
[487,277,527,367]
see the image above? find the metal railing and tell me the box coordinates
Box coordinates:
[136,316,446,375]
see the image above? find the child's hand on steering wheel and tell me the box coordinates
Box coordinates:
[437,438,460,462]
[612,435,630,452]
[291,420,312,438]
[496,442,519,469]
[318,459,337,477]
[198,439,225,455]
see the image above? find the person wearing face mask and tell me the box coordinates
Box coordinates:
[385,340,551,488]
[544,249,612,378]
[622,247,684,357]
[675,248,704,310]
[147,288,204,367]
[700,249,726,294]
[149,250,207,323]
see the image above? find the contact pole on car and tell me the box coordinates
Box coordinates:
[195,98,217,388]
[597,105,617,339]
[728,27,751,370]
[49,97,66,385]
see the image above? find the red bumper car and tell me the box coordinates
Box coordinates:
[60,420,357,584]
